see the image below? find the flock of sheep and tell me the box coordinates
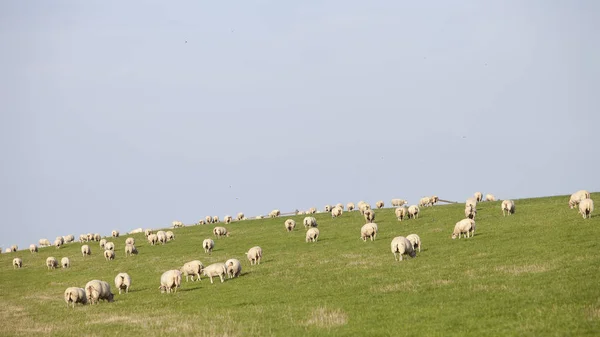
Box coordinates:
[5,189,594,307]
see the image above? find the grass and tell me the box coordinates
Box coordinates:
[0,193,599,336]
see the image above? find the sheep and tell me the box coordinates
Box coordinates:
[213,226,230,238]
[391,199,407,207]
[104,242,115,251]
[63,234,75,243]
[226,258,242,278]
[181,260,204,282]
[111,230,120,238]
[419,197,431,208]
[29,244,38,254]
[406,234,421,252]
[39,238,51,247]
[376,200,384,209]
[212,216,220,223]
[156,231,167,244]
[128,227,143,234]
[485,194,496,202]
[346,202,355,211]
[570,190,591,209]
[501,200,515,216]
[144,229,153,237]
[159,270,183,293]
[303,216,317,229]
[202,263,227,284]
[93,233,101,241]
[224,215,233,224]
[114,273,131,294]
[236,212,245,221]
[171,220,184,228]
[360,223,378,241]
[246,246,263,265]
[86,233,93,242]
[452,219,476,239]
[465,204,477,220]
[408,205,420,219]
[104,249,115,261]
[358,202,371,215]
[579,198,594,219]
[13,257,22,269]
[430,196,439,205]
[324,205,332,213]
[269,209,281,218]
[474,192,483,202]
[335,203,344,210]
[81,245,91,257]
[166,231,175,241]
[85,280,114,304]
[331,206,343,218]
[54,239,62,249]
[125,244,138,257]
[197,220,205,225]
[148,234,158,245]
[78,234,87,243]
[99,239,107,248]
[61,257,71,268]
[306,228,320,243]
[56,236,65,246]
[4,248,11,253]
[205,216,213,224]
[390,236,416,261]
[255,215,263,220]
[125,237,135,245]
[308,207,317,214]
[203,239,215,254]
[363,209,375,223]
[465,198,477,209]
[64,287,87,308]
[46,256,58,270]
[285,219,296,232]
[395,207,408,221]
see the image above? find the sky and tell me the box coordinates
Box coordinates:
[1,1,598,251]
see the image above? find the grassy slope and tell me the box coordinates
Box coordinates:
[0,194,599,337]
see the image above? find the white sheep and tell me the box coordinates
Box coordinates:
[501,200,515,216]
[56,236,65,245]
[39,238,51,247]
[85,280,114,304]
[111,230,120,238]
[61,257,70,268]
[308,207,317,214]
[166,231,175,241]
[363,209,375,223]
[93,233,101,241]
[225,258,242,278]
[395,207,408,221]
[81,245,91,257]
[13,257,22,269]
[465,198,477,209]
[406,234,421,252]
[246,246,263,265]
[570,190,591,209]
[360,223,378,241]
[54,239,62,249]
[99,239,107,249]
[4,248,11,253]
[579,198,594,219]
[144,229,153,237]
[181,260,204,282]
[205,216,213,224]
[324,205,332,213]
[197,220,205,225]
[485,193,496,202]
[358,202,371,215]
[390,236,416,261]
[419,197,431,208]
[202,263,227,284]
[236,212,245,221]
[46,256,58,270]
[285,219,296,232]
[376,200,384,209]
[78,234,87,243]
[452,219,476,239]
[29,244,38,253]
[346,202,355,211]
[128,227,143,234]
[148,234,158,245]
[159,270,182,293]
[255,215,263,220]
[125,237,135,245]
[114,273,131,294]
[171,220,184,228]
[331,206,343,218]
[212,215,220,223]
[104,242,115,251]
[213,226,230,238]
[203,239,215,254]
[269,209,281,218]
[125,244,138,257]
[408,205,420,219]
[63,234,75,243]
[303,217,317,229]
[391,199,407,207]
[224,215,233,224]
[465,204,477,219]
[474,192,483,202]
[156,231,167,244]
[64,287,87,307]
[335,203,344,210]
[306,228,320,243]
[104,249,115,261]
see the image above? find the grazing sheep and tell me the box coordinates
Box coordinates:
[226,258,242,278]
[10,245,17,252]
[166,231,175,241]
[579,198,594,219]
[303,216,317,229]
[61,257,70,268]
[85,280,114,304]
[391,199,407,207]
[408,205,420,219]
[29,244,38,254]
[212,216,220,223]
[13,257,22,269]
[376,200,384,209]
[81,245,91,257]
[202,263,227,284]
[306,228,320,243]
[246,246,263,265]
[485,194,496,202]
[465,204,477,220]
[570,190,591,209]
[324,205,332,213]
[128,227,143,234]
[474,192,483,202]
[148,234,158,245]
[335,203,344,210]
[346,202,355,211]
[54,239,62,249]
[39,238,51,247]
[144,229,153,237]
[55,236,64,246]
[181,260,204,282]
[104,249,115,261]
[78,234,87,243]
[331,206,343,218]
[390,236,416,261]
[197,220,205,225]
[269,209,281,218]
[203,239,215,254]
[360,223,378,242]
[125,237,135,245]
[172,221,184,228]
[159,270,183,293]
[236,212,245,221]
[99,239,107,249]
[308,207,317,214]
[224,215,233,224]
[104,242,115,251]
[406,234,421,252]
[156,231,167,244]
[213,226,230,238]
[395,207,408,221]
[452,219,476,239]
[255,215,263,220]
[358,202,371,215]
[285,219,296,232]
[363,209,375,223]
[63,234,75,243]
[46,256,58,270]
[419,197,431,208]
[64,287,87,308]
[93,233,101,241]
[205,216,213,224]
[114,273,131,294]
[465,198,477,209]
[111,230,119,238]
[86,233,93,242]
[125,244,138,257]
[501,200,515,216]
[4,248,11,253]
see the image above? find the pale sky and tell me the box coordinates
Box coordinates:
[1,1,598,250]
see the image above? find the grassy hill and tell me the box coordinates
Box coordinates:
[1,194,598,336]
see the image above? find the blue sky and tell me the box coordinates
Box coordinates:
[1,1,598,250]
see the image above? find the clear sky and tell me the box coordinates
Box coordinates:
[1,1,598,251]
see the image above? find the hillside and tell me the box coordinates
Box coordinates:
[0,194,598,337]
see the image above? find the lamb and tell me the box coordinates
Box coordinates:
[303,216,318,229]
[64,287,87,308]
[85,280,114,304]
[419,197,431,207]
[346,203,355,211]
[452,219,476,239]
[13,257,22,269]
[224,215,233,224]
[331,206,343,218]
[99,239,107,248]
[360,223,378,241]
[39,238,51,247]
[81,245,91,257]
[269,209,281,218]
[156,231,167,244]
[570,190,591,209]
[391,199,407,207]
[203,239,215,254]
[166,231,175,241]
[485,194,496,202]
[474,192,483,202]
[390,236,416,261]
[501,200,515,216]
[104,249,115,261]
[114,273,131,294]
[579,198,594,219]
[125,237,135,245]
[46,256,58,270]
[148,234,158,245]
[306,228,320,243]
[285,219,296,232]
[226,258,242,278]
[212,216,220,223]
[159,270,183,293]
[213,226,230,238]
[246,246,263,265]
[236,212,245,221]
[395,207,408,221]
[202,263,227,284]
[408,205,420,219]
[125,244,138,257]
[61,257,70,268]
[54,239,62,249]
[181,260,204,281]
[376,200,384,209]
[406,234,421,253]
[111,230,120,238]
[104,242,115,251]
[205,216,213,224]
[363,209,375,223]
[465,204,477,220]
[29,244,38,253]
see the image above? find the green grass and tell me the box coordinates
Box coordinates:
[1,194,599,336]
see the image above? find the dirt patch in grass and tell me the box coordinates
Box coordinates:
[585,306,600,321]
[302,307,348,329]
[495,264,550,275]
[431,279,453,286]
